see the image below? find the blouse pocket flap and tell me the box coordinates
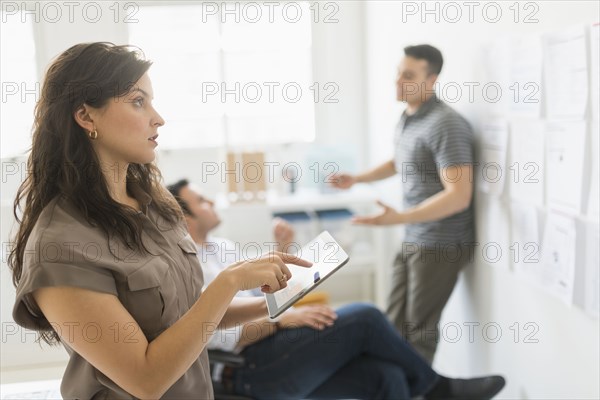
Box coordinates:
[127,267,161,291]
[177,235,198,255]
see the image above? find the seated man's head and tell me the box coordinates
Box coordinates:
[167,179,221,240]
[396,44,443,106]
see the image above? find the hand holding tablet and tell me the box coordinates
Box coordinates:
[265,231,350,318]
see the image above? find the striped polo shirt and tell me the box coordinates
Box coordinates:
[394,94,475,246]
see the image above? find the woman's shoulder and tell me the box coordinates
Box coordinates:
[30,196,96,241]
[24,196,111,265]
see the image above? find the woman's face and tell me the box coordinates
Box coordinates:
[88,72,165,167]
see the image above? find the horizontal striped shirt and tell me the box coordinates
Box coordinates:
[394,94,475,246]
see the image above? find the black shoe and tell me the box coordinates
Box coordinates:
[446,375,506,400]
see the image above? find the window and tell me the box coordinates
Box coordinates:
[0,14,37,159]
[128,1,315,149]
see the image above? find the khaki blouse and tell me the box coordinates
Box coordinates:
[12,183,213,399]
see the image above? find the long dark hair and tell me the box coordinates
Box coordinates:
[8,42,182,345]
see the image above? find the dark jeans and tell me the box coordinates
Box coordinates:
[231,303,438,400]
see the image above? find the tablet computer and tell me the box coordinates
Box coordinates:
[265,231,350,319]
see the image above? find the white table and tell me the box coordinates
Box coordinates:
[1,379,61,399]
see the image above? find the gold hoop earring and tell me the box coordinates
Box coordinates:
[88,129,98,140]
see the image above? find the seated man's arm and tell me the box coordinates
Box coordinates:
[219,297,268,329]
[236,304,338,349]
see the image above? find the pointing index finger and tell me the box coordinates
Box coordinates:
[274,251,313,268]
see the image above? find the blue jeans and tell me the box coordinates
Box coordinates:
[231,303,439,400]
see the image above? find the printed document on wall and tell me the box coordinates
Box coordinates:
[543,25,588,119]
[584,223,600,318]
[510,201,541,278]
[509,120,544,206]
[482,39,510,115]
[587,119,599,218]
[539,211,577,305]
[478,195,510,270]
[478,119,509,196]
[509,34,542,117]
[545,121,586,214]
[590,23,599,122]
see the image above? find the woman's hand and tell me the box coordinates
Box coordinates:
[224,251,312,293]
[279,305,338,330]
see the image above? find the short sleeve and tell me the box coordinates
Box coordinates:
[429,114,474,168]
[13,262,117,332]
[11,198,121,332]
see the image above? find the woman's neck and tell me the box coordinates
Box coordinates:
[100,160,137,209]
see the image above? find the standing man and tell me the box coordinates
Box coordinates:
[331,44,475,364]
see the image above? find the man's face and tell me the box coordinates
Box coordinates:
[178,184,221,235]
[395,56,437,104]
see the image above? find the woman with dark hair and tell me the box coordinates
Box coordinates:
[8,42,311,399]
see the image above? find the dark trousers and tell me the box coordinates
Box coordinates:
[386,244,473,364]
[231,303,438,400]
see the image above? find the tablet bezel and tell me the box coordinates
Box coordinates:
[264,231,350,319]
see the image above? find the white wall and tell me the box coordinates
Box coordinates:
[364,1,599,398]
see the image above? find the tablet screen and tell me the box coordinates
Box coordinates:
[265,231,349,318]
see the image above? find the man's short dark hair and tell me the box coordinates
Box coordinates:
[166,179,192,215]
[404,44,443,76]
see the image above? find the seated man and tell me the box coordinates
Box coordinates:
[167,179,506,400]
